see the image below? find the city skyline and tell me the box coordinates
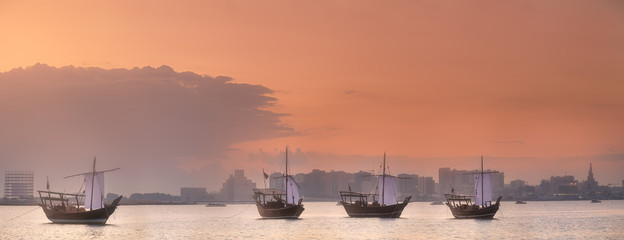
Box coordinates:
[184,162,620,202]
[3,158,616,198]
[1,1,623,196]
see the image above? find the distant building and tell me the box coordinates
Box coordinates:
[397,173,418,198]
[269,172,283,189]
[579,163,598,196]
[219,169,256,201]
[538,179,551,195]
[327,171,349,198]
[302,169,327,198]
[4,171,34,201]
[438,168,451,194]
[550,176,578,194]
[351,171,375,194]
[419,176,436,197]
[510,179,526,189]
[536,175,581,200]
[491,172,505,194]
[180,187,207,202]
[450,169,475,194]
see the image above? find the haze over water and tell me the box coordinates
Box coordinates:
[2,201,623,239]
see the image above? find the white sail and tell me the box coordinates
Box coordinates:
[474,173,492,207]
[284,176,300,204]
[378,176,398,205]
[84,173,105,210]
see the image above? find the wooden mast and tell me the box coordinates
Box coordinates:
[382,152,386,206]
[480,156,484,207]
[90,156,96,210]
[285,146,289,204]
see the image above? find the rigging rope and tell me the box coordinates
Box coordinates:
[4,206,40,222]
[79,178,86,195]
[224,204,254,218]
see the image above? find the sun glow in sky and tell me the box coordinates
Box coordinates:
[1,0,623,194]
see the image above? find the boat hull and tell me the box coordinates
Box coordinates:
[342,199,409,218]
[41,196,122,224]
[445,196,502,219]
[446,203,499,219]
[255,203,305,219]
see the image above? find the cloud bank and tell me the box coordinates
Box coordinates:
[0,64,293,194]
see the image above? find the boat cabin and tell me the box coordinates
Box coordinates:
[253,188,302,207]
[38,190,86,213]
[339,191,382,207]
[444,194,494,208]
[444,194,475,210]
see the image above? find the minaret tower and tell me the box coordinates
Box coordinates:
[587,163,598,193]
[588,163,594,180]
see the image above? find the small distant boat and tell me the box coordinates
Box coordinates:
[205,203,226,207]
[444,156,502,219]
[431,201,444,205]
[252,147,305,219]
[515,200,527,204]
[591,199,602,203]
[38,157,122,224]
[339,153,411,218]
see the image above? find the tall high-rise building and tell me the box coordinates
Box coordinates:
[438,168,451,194]
[398,173,418,197]
[327,171,349,199]
[419,176,436,197]
[4,171,34,201]
[219,169,256,201]
[302,169,327,198]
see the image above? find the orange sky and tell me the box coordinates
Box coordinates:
[1,0,623,193]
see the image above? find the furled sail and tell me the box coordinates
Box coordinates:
[284,176,300,204]
[378,176,398,205]
[474,173,492,207]
[84,173,105,210]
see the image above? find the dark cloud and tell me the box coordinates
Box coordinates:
[0,64,293,195]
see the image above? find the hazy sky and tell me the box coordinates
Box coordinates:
[1,0,623,195]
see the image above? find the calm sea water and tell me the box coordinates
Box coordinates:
[1,201,623,239]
